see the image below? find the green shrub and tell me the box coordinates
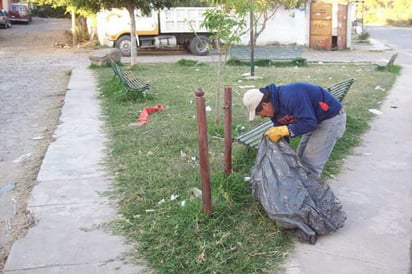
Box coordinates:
[358,31,370,41]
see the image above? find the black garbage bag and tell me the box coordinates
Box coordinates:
[250,137,346,244]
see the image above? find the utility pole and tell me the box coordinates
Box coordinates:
[361,0,365,33]
[249,0,255,77]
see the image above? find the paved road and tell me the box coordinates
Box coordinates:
[0,17,90,271]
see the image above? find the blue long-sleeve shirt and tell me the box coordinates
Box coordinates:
[262,82,342,136]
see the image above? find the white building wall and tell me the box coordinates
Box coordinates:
[237,7,307,46]
[2,0,9,10]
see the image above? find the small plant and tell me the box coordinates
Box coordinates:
[176,59,208,67]
[358,31,370,41]
[226,57,307,67]
[375,64,401,73]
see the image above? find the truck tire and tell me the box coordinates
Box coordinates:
[115,35,132,57]
[189,35,210,56]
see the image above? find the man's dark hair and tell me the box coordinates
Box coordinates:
[255,89,271,114]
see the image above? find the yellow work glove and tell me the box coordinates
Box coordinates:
[264,126,290,143]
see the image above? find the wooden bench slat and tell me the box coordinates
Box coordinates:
[109,60,151,94]
[326,78,355,102]
[235,78,356,149]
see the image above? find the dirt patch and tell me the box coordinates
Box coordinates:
[0,17,92,272]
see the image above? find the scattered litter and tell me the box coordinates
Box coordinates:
[5,218,11,231]
[238,85,255,89]
[205,106,212,112]
[197,251,206,263]
[182,155,198,169]
[191,187,202,198]
[136,104,164,126]
[128,122,140,127]
[12,153,32,163]
[244,176,250,182]
[180,151,198,167]
[145,209,155,213]
[52,42,70,48]
[11,198,17,215]
[235,124,246,131]
[375,85,385,91]
[0,184,15,194]
[243,75,263,80]
[368,109,383,115]
[390,105,398,109]
[180,200,186,207]
[170,194,178,201]
[31,136,44,141]
[158,199,166,205]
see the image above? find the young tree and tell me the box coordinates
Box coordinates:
[202,8,246,125]
[203,0,303,123]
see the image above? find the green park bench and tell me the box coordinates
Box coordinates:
[235,78,356,149]
[109,59,152,95]
[374,52,398,71]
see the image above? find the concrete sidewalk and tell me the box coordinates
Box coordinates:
[4,68,148,273]
[4,38,411,273]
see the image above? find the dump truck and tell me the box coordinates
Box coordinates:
[97,7,214,57]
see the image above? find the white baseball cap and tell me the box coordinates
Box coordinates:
[243,88,264,121]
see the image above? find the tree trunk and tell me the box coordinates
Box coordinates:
[71,8,76,46]
[249,1,255,77]
[215,40,222,125]
[127,5,138,66]
[76,16,88,42]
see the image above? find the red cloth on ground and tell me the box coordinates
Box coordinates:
[137,104,164,126]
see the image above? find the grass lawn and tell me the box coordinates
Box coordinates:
[92,60,398,273]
